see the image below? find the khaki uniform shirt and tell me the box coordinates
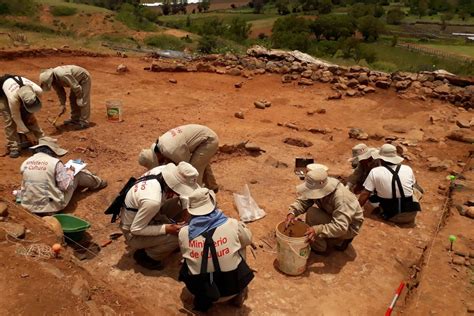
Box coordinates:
[289,183,364,238]
[179,218,252,275]
[158,124,217,163]
[51,65,90,105]
[120,166,168,236]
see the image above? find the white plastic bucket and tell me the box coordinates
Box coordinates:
[106,100,123,122]
[276,221,310,276]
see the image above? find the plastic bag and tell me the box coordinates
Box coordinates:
[233,184,266,222]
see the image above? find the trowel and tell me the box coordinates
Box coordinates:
[47,107,66,129]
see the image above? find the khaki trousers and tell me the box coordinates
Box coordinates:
[0,96,44,152]
[190,136,219,190]
[63,169,103,207]
[70,76,91,124]
[123,198,183,261]
[305,207,356,252]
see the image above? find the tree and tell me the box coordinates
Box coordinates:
[198,35,217,53]
[386,8,405,25]
[418,0,428,17]
[197,0,210,12]
[271,16,311,51]
[199,17,225,36]
[161,0,171,15]
[186,14,191,27]
[252,0,264,13]
[374,5,384,17]
[350,3,374,18]
[310,14,356,41]
[228,17,251,41]
[276,0,290,15]
[440,12,453,30]
[317,0,333,14]
[357,15,384,42]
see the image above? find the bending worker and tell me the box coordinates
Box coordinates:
[20,137,106,214]
[346,145,378,194]
[39,65,92,130]
[358,144,421,225]
[139,124,219,192]
[286,166,364,253]
[120,162,199,270]
[179,188,254,312]
[0,74,44,158]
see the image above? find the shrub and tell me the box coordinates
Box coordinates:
[310,14,356,41]
[271,16,311,52]
[116,3,157,31]
[144,34,185,50]
[227,17,251,41]
[197,35,218,53]
[350,3,374,18]
[198,17,225,36]
[0,0,36,16]
[371,61,398,73]
[386,8,405,25]
[51,5,78,16]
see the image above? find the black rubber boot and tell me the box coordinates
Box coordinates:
[133,249,163,270]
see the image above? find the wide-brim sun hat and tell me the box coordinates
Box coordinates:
[296,167,339,199]
[30,136,68,156]
[357,147,378,162]
[162,161,199,196]
[39,69,54,91]
[306,163,329,172]
[138,143,159,169]
[347,143,368,162]
[188,188,216,216]
[372,143,404,164]
[17,86,42,113]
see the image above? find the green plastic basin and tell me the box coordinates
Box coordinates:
[52,214,90,242]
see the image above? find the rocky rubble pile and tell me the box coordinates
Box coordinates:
[147,45,474,109]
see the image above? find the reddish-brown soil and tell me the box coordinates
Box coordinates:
[0,54,472,315]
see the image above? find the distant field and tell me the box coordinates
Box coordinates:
[416,43,474,59]
[36,0,111,13]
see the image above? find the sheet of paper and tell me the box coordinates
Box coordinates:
[64,160,87,176]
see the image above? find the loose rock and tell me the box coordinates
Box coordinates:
[348,128,368,140]
[234,111,245,119]
[283,137,313,147]
[447,129,474,144]
[328,91,342,100]
[116,64,128,73]
[254,101,266,109]
[168,78,177,84]
[265,156,289,168]
[234,82,243,88]
[456,119,471,129]
[0,222,26,240]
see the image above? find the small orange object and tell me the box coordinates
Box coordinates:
[52,243,62,254]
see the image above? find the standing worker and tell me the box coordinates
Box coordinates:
[39,65,92,130]
[0,74,44,158]
[20,137,106,214]
[138,124,219,192]
[120,162,199,270]
[286,167,364,253]
[179,188,254,312]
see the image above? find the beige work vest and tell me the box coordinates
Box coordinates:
[21,153,65,213]
[179,219,243,275]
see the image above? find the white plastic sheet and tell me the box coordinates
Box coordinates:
[233,184,266,222]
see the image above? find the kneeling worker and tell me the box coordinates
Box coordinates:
[20,137,106,214]
[358,144,421,224]
[286,167,364,252]
[120,162,199,270]
[179,188,254,312]
[138,124,219,191]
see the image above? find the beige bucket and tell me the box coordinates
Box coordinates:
[106,100,123,122]
[276,221,310,276]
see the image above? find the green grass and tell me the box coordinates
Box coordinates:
[144,34,186,50]
[417,43,474,58]
[35,0,111,13]
[51,5,77,16]
[360,41,473,75]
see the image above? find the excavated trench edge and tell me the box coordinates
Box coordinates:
[401,151,473,311]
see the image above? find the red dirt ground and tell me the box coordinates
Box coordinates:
[0,54,473,315]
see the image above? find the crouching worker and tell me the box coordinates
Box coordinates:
[179,188,254,312]
[20,137,106,214]
[286,167,364,253]
[119,162,199,270]
[358,144,421,225]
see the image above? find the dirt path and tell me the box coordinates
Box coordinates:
[0,55,472,315]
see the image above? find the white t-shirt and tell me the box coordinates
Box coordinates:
[363,165,416,199]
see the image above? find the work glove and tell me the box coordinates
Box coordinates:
[76,98,84,107]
